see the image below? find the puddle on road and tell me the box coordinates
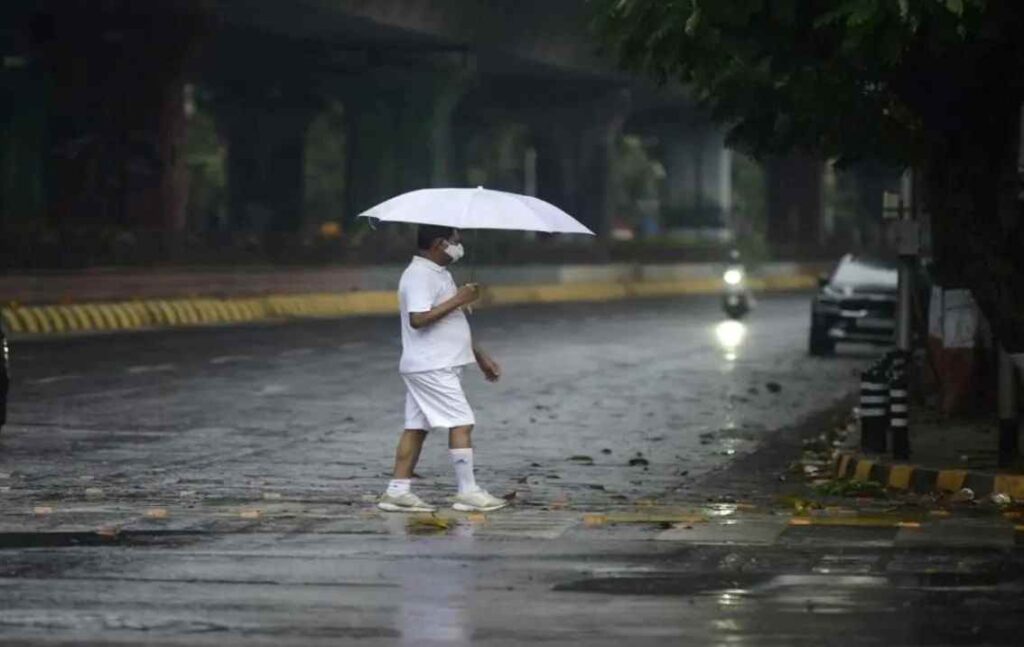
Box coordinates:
[553,569,1024,599]
[0,530,204,550]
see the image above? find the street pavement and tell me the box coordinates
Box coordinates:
[1,294,1022,645]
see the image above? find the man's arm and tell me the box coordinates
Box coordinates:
[474,344,501,382]
[409,283,479,330]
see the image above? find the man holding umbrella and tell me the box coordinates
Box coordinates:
[360,186,593,511]
[377,225,509,513]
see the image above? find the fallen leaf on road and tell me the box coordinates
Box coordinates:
[407,514,453,532]
[145,508,169,519]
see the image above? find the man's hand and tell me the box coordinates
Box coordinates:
[456,283,481,307]
[477,352,501,383]
[410,283,481,329]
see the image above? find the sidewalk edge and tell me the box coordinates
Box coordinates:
[833,450,1024,498]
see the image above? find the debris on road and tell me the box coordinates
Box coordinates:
[812,479,887,498]
[991,492,1013,506]
[951,487,975,503]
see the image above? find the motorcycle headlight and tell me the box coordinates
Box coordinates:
[723,269,744,286]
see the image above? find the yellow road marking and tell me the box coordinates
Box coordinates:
[789,516,917,528]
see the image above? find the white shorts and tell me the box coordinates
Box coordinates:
[402,367,476,430]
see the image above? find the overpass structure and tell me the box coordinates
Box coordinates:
[0,0,755,253]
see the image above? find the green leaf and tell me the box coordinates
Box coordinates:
[685,3,701,36]
[946,0,964,15]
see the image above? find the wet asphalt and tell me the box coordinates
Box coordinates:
[1,294,1021,645]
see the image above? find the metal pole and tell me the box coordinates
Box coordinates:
[896,170,915,353]
[891,170,916,459]
[998,347,1019,467]
[896,259,913,352]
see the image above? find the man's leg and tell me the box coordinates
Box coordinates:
[379,428,435,512]
[393,429,428,479]
[449,425,473,450]
[449,425,478,495]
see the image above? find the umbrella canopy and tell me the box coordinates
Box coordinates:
[358,187,595,235]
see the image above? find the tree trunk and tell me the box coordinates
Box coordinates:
[924,99,1024,352]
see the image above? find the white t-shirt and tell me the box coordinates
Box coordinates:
[398,256,475,374]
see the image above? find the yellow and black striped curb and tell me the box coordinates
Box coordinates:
[834,450,1024,498]
[0,274,817,338]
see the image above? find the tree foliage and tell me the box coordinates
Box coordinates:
[595,0,1024,349]
[594,0,1009,165]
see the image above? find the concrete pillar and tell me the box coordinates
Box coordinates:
[218,84,316,236]
[36,2,203,233]
[659,124,732,228]
[531,89,629,237]
[0,47,47,230]
[343,64,470,225]
[766,155,824,250]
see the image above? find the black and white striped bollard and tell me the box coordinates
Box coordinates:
[889,352,911,460]
[859,366,889,453]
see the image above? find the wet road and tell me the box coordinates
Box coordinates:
[1,294,1020,645]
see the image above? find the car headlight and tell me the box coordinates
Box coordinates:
[723,269,744,285]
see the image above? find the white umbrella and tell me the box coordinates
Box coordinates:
[358,187,595,235]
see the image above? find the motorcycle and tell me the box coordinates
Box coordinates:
[721,264,752,319]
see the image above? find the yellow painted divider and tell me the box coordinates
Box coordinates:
[1,273,820,337]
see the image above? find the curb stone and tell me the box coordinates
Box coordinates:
[834,450,1024,498]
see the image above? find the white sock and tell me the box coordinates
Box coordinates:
[386,479,411,497]
[449,448,477,495]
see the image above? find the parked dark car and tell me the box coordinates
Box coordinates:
[809,254,898,356]
[1,323,7,434]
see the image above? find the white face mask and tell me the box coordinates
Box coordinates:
[443,241,465,263]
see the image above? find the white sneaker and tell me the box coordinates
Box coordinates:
[452,488,509,512]
[378,491,436,513]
